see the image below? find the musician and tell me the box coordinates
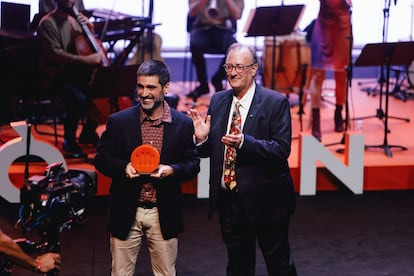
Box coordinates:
[186,0,244,100]
[39,0,85,14]
[0,228,61,274]
[307,0,352,140]
[36,0,103,155]
[30,0,86,30]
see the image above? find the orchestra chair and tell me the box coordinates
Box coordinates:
[4,40,62,146]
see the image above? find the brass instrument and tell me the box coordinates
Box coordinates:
[205,0,220,23]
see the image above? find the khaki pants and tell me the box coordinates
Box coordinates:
[110,207,178,276]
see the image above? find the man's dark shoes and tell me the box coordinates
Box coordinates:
[63,139,82,153]
[63,139,86,159]
[186,84,209,101]
[63,139,86,158]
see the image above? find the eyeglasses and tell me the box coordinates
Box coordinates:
[222,63,255,73]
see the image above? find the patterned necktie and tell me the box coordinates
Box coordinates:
[224,101,241,190]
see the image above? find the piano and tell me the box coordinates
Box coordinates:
[88,8,160,65]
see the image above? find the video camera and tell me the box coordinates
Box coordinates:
[16,162,97,250]
[0,162,97,275]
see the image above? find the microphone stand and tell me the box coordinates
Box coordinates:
[23,123,32,187]
[352,0,408,127]
[357,0,390,96]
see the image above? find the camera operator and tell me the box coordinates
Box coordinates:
[0,229,61,274]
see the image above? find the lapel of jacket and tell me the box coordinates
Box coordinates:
[130,105,143,147]
[160,109,175,162]
[222,91,235,135]
[243,85,262,133]
[211,91,234,136]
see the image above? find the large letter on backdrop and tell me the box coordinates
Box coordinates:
[0,121,66,203]
[299,133,364,196]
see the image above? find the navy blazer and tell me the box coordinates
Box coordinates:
[94,104,200,240]
[198,84,296,222]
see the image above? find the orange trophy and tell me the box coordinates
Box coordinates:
[130,144,160,174]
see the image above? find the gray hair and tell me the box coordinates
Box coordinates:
[226,43,259,65]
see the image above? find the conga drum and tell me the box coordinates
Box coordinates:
[262,34,311,94]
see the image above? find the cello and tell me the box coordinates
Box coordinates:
[72,6,110,67]
[72,6,130,123]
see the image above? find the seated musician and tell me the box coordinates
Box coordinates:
[186,0,244,100]
[31,0,86,30]
[36,0,103,155]
[39,0,85,15]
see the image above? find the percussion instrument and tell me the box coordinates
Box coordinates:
[262,34,311,94]
[407,60,414,87]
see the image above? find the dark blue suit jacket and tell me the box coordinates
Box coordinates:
[94,104,200,240]
[197,84,296,222]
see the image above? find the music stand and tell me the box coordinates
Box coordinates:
[88,64,138,121]
[244,5,304,89]
[354,41,414,157]
[88,64,138,99]
[244,5,305,134]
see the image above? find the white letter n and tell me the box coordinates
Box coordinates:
[299,133,365,196]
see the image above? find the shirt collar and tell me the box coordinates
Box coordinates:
[233,82,256,108]
[140,101,173,125]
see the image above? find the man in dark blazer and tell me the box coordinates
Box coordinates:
[188,43,297,275]
[94,60,200,276]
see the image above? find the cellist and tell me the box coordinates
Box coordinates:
[37,0,103,156]
[39,0,85,15]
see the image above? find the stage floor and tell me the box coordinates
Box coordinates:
[2,78,414,197]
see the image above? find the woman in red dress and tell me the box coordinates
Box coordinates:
[308,0,352,140]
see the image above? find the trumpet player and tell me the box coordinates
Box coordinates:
[186,0,244,101]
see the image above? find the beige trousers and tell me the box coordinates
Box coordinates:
[110,207,178,276]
